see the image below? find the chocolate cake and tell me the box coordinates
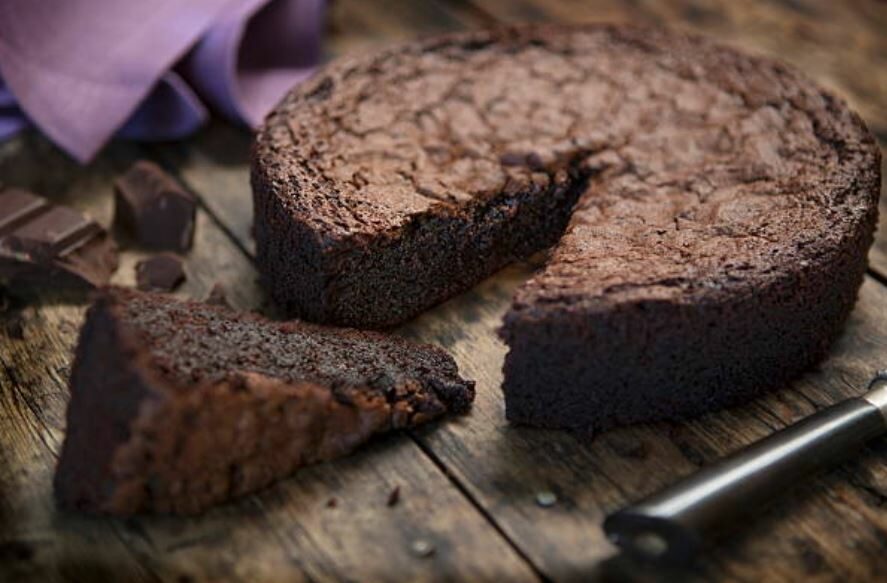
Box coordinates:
[55,288,474,515]
[252,25,881,431]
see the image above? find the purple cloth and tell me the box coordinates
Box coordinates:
[0,0,324,163]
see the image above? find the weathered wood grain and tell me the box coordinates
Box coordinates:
[454,0,886,132]
[328,0,469,55]
[0,130,538,581]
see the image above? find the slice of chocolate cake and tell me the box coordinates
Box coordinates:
[55,288,474,515]
[252,24,880,431]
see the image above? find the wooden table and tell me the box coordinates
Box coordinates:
[2,1,885,581]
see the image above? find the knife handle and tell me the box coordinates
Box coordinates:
[604,372,887,564]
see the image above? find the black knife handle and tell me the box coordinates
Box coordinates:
[604,373,887,564]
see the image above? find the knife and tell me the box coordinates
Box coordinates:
[604,371,887,564]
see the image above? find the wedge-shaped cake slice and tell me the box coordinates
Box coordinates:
[55,288,474,515]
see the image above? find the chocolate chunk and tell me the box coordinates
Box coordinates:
[114,161,196,252]
[386,485,400,507]
[0,188,118,290]
[135,253,186,292]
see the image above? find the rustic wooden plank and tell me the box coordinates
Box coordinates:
[454,0,887,132]
[0,130,538,581]
[328,0,468,55]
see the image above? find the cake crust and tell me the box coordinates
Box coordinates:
[252,24,880,431]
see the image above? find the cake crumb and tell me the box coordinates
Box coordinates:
[410,539,435,558]
[386,486,400,507]
[203,283,231,308]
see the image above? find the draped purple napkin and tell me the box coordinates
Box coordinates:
[0,0,325,163]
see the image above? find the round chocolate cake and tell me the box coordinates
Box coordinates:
[252,24,881,432]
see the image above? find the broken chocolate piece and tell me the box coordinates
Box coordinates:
[135,253,185,292]
[0,188,118,291]
[114,161,196,252]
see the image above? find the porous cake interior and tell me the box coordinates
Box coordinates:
[55,290,473,514]
[118,290,469,403]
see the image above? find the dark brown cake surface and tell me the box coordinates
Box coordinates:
[55,288,474,515]
[252,24,880,431]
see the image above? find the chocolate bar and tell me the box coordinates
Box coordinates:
[0,188,118,291]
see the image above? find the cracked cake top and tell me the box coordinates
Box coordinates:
[254,24,879,312]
